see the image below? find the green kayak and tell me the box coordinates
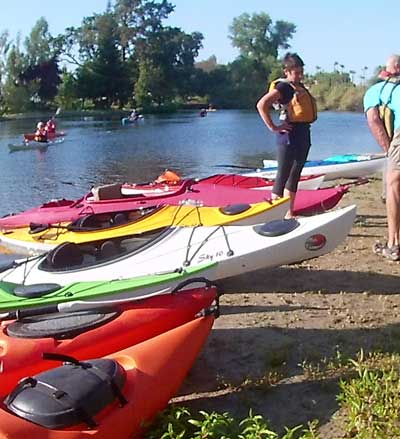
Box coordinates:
[0,262,216,314]
[8,137,65,152]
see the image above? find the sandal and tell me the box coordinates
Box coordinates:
[372,242,385,255]
[372,242,400,261]
[382,245,400,261]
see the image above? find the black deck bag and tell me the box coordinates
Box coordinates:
[4,354,127,429]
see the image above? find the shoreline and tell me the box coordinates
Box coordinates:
[173,175,399,436]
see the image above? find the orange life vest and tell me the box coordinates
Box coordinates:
[269,78,318,124]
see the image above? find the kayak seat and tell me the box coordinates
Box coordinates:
[7,309,121,339]
[98,240,120,260]
[92,183,123,201]
[112,212,128,225]
[5,357,127,429]
[46,242,84,269]
[220,203,250,215]
[68,214,112,231]
[254,218,300,237]
[13,283,61,298]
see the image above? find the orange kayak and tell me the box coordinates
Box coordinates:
[0,282,217,393]
[0,314,215,438]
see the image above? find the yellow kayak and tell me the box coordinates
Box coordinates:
[0,198,289,254]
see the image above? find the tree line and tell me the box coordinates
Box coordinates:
[0,1,378,115]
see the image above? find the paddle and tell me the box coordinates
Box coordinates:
[0,277,218,321]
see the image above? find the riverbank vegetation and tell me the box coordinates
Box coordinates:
[0,1,378,115]
[143,350,400,439]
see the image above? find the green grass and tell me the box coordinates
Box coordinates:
[143,406,320,439]
[338,351,400,439]
[143,350,400,438]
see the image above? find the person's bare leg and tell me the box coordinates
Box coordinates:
[283,188,296,218]
[386,169,400,247]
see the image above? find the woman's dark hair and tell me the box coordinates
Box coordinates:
[282,52,305,69]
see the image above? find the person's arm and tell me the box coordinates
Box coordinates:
[256,89,291,132]
[366,107,391,153]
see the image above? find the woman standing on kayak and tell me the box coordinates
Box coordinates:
[256,53,317,217]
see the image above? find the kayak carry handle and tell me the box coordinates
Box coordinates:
[171,277,218,294]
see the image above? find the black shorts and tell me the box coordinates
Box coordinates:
[272,123,311,195]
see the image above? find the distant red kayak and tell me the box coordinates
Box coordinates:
[24,131,66,141]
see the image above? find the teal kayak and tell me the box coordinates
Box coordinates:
[0,262,216,314]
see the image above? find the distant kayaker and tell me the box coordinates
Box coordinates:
[34,122,48,143]
[256,52,317,218]
[365,54,400,261]
[199,108,207,117]
[46,117,56,135]
[129,109,140,121]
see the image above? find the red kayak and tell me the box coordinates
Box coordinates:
[0,314,215,438]
[0,182,349,229]
[199,173,324,190]
[24,131,66,141]
[0,281,217,393]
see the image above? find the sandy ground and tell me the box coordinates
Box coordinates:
[174,176,400,437]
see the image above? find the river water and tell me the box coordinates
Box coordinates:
[0,110,379,217]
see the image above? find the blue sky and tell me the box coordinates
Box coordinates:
[3,0,399,79]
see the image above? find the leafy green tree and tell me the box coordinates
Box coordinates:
[3,41,32,112]
[229,13,296,62]
[135,26,203,106]
[74,12,130,107]
[0,30,11,114]
[114,0,174,61]
[55,69,79,109]
[24,17,55,65]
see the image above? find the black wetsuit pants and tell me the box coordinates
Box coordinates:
[272,125,311,196]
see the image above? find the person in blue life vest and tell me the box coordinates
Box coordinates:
[365,54,400,261]
[256,52,317,218]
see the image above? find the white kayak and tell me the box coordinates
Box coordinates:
[8,137,65,152]
[0,205,356,287]
[245,153,385,181]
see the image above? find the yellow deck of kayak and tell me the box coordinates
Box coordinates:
[0,199,289,247]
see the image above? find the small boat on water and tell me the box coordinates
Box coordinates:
[246,153,385,180]
[8,137,65,152]
[23,131,66,141]
[121,115,144,125]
